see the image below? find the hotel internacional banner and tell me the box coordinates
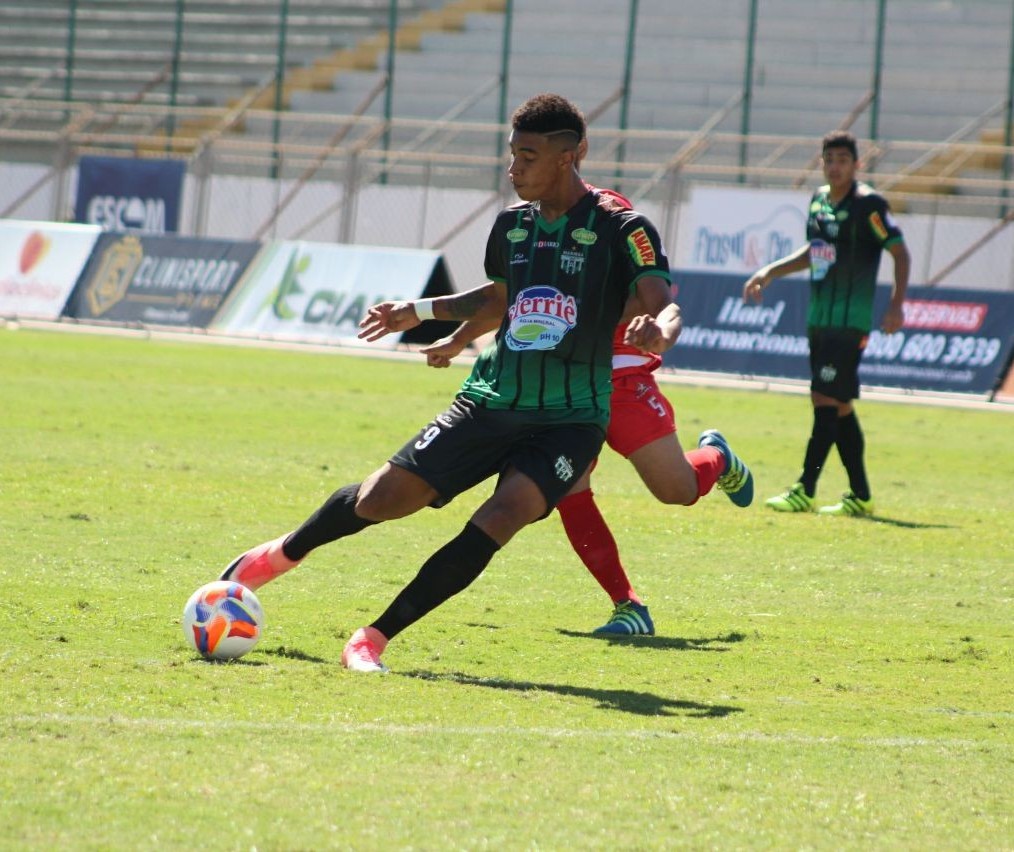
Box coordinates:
[663,272,1014,396]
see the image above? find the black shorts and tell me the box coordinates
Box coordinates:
[390,396,605,516]
[808,327,868,402]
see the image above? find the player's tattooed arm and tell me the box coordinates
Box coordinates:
[445,282,505,321]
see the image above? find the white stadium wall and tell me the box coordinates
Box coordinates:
[4,162,1014,294]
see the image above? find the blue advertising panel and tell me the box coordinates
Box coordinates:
[663,271,1014,395]
[64,233,260,328]
[74,156,186,234]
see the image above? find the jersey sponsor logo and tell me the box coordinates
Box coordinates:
[510,252,527,266]
[507,228,528,243]
[535,240,559,250]
[505,284,577,351]
[626,227,656,267]
[560,250,584,275]
[809,239,836,281]
[571,227,597,246]
[868,211,889,242]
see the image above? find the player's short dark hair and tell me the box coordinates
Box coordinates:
[511,94,586,146]
[822,130,858,160]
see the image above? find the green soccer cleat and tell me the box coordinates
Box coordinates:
[592,600,655,635]
[818,492,875,517]
[765,483,815,513]
[698,429,754,507]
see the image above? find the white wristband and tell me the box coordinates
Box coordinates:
[414,299,436,321]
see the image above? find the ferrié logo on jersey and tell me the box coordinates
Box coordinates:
[505,285,577,351]
[626,227,656,267]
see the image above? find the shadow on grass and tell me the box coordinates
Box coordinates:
[259,645,330,664]
[194,657,268,667]
[401,670,743,718]
[863,515,955,529]
[556,630,747,652]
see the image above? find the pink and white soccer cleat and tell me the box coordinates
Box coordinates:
[219,534,300,590]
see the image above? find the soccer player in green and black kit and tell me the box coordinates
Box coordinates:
[218,94,681,672]
[744,130,910,516]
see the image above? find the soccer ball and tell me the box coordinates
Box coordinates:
[182,580,265,660]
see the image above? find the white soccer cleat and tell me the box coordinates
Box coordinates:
[341,626,390,673]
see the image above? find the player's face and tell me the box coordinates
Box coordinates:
[822,146,858,194]
[507,130,575,201]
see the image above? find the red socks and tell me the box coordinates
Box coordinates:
[557,489,640,605]
[686,446,724,502]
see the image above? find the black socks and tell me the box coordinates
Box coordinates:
[835,412,870,501]
[800,406,839,498]
[372,522,501,641]
[283,484,376,561]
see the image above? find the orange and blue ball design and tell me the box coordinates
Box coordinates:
[182,580,265,660]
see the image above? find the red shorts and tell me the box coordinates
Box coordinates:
[606,369,676,458]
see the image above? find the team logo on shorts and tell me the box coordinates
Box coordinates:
[505,285,577,351]
[820,365,837,383]
[554,455,575,482]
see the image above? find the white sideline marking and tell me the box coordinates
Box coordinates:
[4,714,1000,751]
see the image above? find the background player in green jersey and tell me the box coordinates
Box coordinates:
[743,130,910,517]
[218,94,680,672]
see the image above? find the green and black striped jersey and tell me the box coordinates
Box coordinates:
[459,189,670,426]
[806,180,904,332]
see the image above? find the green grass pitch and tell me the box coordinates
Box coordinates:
[1,326,1010,849]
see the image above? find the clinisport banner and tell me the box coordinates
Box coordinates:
[210,241,456,346]
[0,219,102,319]
[663,271,1014,395]
[63,233,260,328]
[74,156,186,234]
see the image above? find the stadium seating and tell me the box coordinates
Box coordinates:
[1,0,1011,196]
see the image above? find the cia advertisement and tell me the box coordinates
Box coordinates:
[210,240,455,347]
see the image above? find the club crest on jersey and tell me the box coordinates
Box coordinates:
[626,227,656,267]
[560,250,584,275]
[505,285,577,351]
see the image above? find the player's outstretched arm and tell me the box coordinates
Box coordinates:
[358,282,506,343]
[743,243,811,303]
[358,301,418,341]
[422,317,500,367]
[420,283,505,366]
